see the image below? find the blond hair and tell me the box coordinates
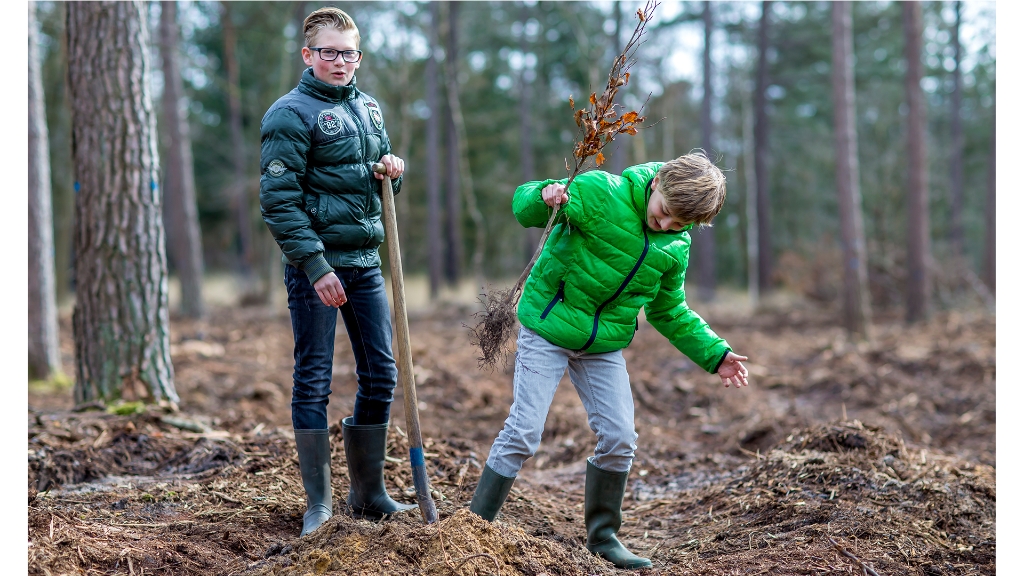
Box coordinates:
[303,7,360,48]
[657,150,727,227]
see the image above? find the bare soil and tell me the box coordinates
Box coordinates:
[28,298,995,575]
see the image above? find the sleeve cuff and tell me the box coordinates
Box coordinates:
[712,349,731,374]
[301,253,333,285]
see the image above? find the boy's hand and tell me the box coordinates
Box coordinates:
[717,352,749,389]
[375,154,405,180]
[313,272,347,308]
[541,183,569,208]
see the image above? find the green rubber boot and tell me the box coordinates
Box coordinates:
[294,429,333,536]
[468,464,516,521]
[584,460,653,570]
[341,417,416,520]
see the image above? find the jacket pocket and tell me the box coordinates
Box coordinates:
[540,281,566,320]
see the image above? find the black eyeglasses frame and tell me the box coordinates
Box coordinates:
[309,47,363,63]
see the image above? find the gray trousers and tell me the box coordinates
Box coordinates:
[485,326,639,476]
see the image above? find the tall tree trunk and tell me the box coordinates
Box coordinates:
[442,2,464,286]
[518,1,540,268]
[222,2,253,278]
[442,1,486,289]
[831,1,871,338]
[67,1,177,406]
[948,1,964,258]
[983,104,995,295]
[609,2,627,176]
[755,0,773,294]
[159,1,205,318]
[901,2,933,319]
[29,2,63,381]
[902,2,931,323]
[742,90,759,306]
[692,0,717,301]
[425,2,443,299]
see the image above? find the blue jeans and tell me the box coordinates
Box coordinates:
[486,326,639,476]
[285,264,397,430]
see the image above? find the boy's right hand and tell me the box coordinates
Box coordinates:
[313,272,347,308]
[541,183,568,208]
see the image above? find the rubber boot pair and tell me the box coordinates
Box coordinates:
[294,418,414,536]
[468,460,651,570]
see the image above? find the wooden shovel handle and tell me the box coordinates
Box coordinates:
[372,162,438,524]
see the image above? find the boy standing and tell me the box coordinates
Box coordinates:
[259,7,413,537]
[469,153,749,569]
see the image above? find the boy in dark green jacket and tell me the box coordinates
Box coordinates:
[259,7,413,537]
[469,152,749,569]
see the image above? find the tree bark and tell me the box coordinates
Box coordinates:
[755,0,773,294]
[29,2,63,381]
[831,1,871,338]
[742,90,759,307]
[443,2,464,286]
[948,1,964,258]
[902,2,932,323]
[426,2,443,299]
[692,0,717,301]
[518,1,540,268]
[159,1,206,318]
[67,1,177,405]
[442,1,485,289]
[984,103,995,295]
[222,2,253,278]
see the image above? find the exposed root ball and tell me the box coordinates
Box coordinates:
[468,286,520,370]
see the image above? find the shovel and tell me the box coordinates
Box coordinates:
[372,162,439,524]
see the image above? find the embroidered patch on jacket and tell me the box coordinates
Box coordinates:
[365,101,384,130]
[317,110,343,136]
[266,159,287,177]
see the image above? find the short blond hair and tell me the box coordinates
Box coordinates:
[303,7,360,48]
[657,150,727,227]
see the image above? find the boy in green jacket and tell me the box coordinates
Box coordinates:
[469,152,749,569]
[259,7,414,537]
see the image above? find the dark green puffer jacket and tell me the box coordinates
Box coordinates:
[259,68,402,284]
[514,162,731,374]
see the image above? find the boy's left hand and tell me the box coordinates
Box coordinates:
[375,154,405,180]
[717,352,749,389]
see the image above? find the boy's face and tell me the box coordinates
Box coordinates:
[302,28,361,86]
[646,177,689,232]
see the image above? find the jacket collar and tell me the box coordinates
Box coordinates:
[297,67,359,103]
[625,164,692,234]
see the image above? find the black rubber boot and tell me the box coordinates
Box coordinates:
[468,463,516,521]
[584,460,653,569]
[294,429,333,537]
[341,416,416,520]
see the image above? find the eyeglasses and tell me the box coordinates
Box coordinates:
[310,47,362,63]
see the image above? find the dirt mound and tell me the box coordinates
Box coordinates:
[246,509,608,576]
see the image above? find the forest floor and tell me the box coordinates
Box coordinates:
[28,290,995,575]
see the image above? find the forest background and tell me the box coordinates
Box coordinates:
[16,0,1014,572]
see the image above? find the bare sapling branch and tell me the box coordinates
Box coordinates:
[469,1,659,369]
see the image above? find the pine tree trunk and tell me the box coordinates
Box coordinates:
[222,2,253,278]
[984,105,995,295]
[518,1,540,268]
[426,2,443,299]
[67,1,177,405]
[948,1,965,258]
[902,2,932,323]
[831,1,872,338]
[159,1,205,318]
[28,2,63,381]
[755,0,773,294]
[692,0,717,301]
[443,2,463,286]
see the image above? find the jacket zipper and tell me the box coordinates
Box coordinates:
[344,98,371,265]
[580,228,650,352]
[540,280,566,320]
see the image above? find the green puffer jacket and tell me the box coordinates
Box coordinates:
[514,162,731,373]
[259,68,402,284]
